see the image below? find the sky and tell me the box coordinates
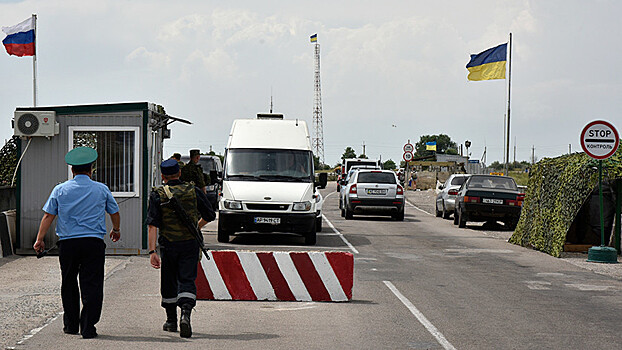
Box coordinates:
[1,0,620,167]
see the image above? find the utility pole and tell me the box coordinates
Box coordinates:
[531,145,535,165]
[362,141,366,157]
[569,144,572,154]
[513,136,516,164]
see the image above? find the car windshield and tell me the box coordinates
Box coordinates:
[451,176,467,186]
[468,176,517,190]
[357,172,396,184]
[225,149,313,182]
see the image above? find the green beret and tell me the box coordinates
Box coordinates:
[65,147,98,166]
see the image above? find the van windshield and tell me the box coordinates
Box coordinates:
[225,149,313,182]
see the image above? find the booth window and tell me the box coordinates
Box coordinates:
[69,127,140,197]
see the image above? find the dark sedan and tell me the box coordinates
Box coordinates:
[453,174,524,229]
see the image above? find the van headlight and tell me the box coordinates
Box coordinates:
[292,201,312,211]
[224,200,242,210]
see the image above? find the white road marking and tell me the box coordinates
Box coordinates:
[565,284,612,291]
[406,199,434,217]
[383,281,457,350]
[525,281,552,290]
[323,214,359,254]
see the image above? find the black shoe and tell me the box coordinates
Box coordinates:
[63,326,79,335]
[179,307,192,338]
[82,331,98,339]
[163,320,177,332]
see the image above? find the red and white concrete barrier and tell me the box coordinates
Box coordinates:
[195,251,353,302]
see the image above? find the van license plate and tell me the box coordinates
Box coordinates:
[483,198,503,204]
[254,217,281,225]
[366,189,387,195]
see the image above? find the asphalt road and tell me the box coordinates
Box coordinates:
[3,182,622,349]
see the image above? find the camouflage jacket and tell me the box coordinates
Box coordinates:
[180,161,206,188]
[155,182,200,242]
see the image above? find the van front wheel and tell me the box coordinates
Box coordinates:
[217,221,230,243]
[305,221,317,245]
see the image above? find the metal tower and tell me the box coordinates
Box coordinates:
[312,38,325,165]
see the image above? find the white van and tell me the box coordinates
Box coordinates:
[218,114,325,245]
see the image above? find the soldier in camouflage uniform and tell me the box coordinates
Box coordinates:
[180,149,206,193]
[146,159,215,338]
[170,153,184,167]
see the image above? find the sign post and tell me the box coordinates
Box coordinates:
[403,141,414,189]
[580,120,620,263]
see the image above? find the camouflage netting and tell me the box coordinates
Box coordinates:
[0,137,18,187]
[509,147,622,257]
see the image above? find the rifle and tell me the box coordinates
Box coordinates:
[161,185,210,260]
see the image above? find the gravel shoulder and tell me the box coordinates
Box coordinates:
[405,189,622,281]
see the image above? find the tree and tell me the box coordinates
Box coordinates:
[383,159,396,170]
[357,154,368,159]
[342,147,356,159]
[414,134,457,158]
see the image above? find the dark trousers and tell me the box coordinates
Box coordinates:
[58,237,105,336]
[159,237,199,309]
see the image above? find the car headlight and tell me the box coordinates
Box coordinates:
[224,200,242,210]
[292,201,312,211]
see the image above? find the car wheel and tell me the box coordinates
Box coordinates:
[315,216,323,232]
[453,209,459,225]
[394,209,404,221]
[345,208,353,220]
[217,220,230,243]
[458,208,466,228]
[336,184,341,192]
[442,202,451,220]
[435,201,442,217]
[305,220,317,245]
[341,208,345,217]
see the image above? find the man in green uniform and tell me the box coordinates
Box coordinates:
[147,159,215,338]
[171,153,184,167]
[180,149,206,193]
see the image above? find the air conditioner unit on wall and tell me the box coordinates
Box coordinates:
[13,111,59,137]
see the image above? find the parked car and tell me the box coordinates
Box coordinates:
[435,174,471,219]
[453,174,524,229]
[341,169,404,220]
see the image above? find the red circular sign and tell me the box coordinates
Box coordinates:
[403,152,413,162]
[403,143,414,153]
[580,120,619,160]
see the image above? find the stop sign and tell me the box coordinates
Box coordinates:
[580,120,619,160]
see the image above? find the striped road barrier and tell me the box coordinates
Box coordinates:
[196,250,353,302]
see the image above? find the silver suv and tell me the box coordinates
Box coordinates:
[341,169,404,220]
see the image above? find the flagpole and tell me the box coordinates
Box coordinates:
[32,13,37,107]
[504,32,512,175]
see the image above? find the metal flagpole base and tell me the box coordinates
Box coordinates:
[587,246,618,263]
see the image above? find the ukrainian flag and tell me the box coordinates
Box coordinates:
[310,33,317,43]
[466,43,507,81]
[426,141,437,151]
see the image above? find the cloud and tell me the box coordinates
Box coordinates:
[125,46,171,68]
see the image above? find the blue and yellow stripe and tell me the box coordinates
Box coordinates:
[310,33,317,43]
[466,43,507,81]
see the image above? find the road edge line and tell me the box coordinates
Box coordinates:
[383,281,457,350]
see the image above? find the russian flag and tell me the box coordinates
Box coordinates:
[2,17,35,57]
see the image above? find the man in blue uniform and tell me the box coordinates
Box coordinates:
[34,147,121,339]
[147,159,215,338]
